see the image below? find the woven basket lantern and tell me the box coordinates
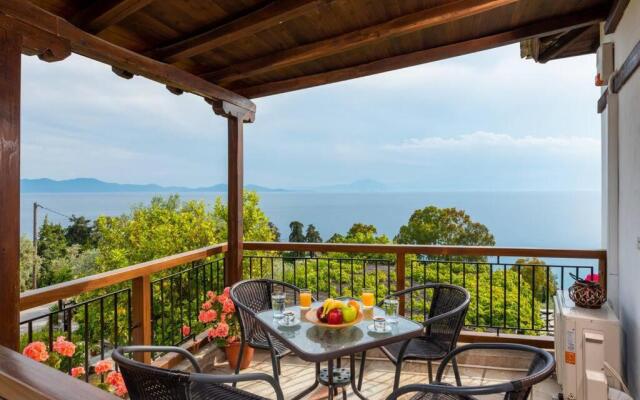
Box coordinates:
[568,281,606,309]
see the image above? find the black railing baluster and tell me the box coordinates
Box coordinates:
[100,297,105,360]
[83,303,89,380]
[339,259,343,296]
[531,266,536,331]
[503,264,507,329]
[517,264,521,332]
[114,291,119,349]
[546,266,550,333]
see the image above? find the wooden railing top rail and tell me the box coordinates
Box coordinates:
[0,345,117,399]
[19,243,228,311]
[244,241,607,259]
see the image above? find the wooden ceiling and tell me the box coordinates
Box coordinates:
[6,0,613,100]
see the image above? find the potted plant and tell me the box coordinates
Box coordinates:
[198,287,253,370]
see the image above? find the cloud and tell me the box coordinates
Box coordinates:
[384,131,599,156]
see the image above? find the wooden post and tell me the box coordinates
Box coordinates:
[396,251,406,316]
[0,28,21,351]
[131,275,152,363]
[598,256,607,300]
[225,116,244,286]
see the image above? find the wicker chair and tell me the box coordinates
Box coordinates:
[230,279,315,383]
[385,343,555,400]
[112,346,284,400]
[359,283,471,391]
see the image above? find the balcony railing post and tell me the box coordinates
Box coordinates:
[131,275,152,363]
[396,251,406,316]
[598,255,607,299]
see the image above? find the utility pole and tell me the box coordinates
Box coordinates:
[32,202,38,289]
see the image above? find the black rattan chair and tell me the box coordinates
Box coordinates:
[112,345,284,400]
[230,279,315,383]
[385,343,555,400]
[359,283,471,391]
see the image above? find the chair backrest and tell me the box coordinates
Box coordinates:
[112,347,191,400]
[391,283,470,353]
[427,284,470,352]
[433,343,555,400]
[230,279,304,347]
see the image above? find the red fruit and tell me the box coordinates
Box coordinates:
[327,309,343,325]
[316,307,328,323]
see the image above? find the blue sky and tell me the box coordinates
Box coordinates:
[21,44,600,191]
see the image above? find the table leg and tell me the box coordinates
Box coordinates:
[350,354,369,400]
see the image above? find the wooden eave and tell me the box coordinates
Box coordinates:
[3,0,612,100]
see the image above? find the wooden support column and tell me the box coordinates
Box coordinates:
[226,116,244,286]
[212,100,254,287]
[0,28,21,351]
[131,275,152,363]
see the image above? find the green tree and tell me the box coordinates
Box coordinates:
[288,221,305,242]
[329,223,390,244]
[268,222,281,242]
[396,206,495,246]
[305,224,323,243]
[37,216,69,286]
[19,236,41,291]
[64,215,95,249]
[512,258,557,303]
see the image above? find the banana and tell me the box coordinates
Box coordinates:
[321,298,345,317]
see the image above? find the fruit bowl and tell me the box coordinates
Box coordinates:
[305,308,364,329]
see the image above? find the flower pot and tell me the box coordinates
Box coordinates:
[225,342,254,370]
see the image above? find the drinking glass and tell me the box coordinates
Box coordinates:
[383,296,399,323]
[299,289,312,309]
[361,288,375,308]
[271,289,286,319]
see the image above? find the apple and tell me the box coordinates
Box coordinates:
[327,308,343,325]
[341,305,357,323]
[316,307,328,323]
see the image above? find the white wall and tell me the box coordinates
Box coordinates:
[602,0,640,395]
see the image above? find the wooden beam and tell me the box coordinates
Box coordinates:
[537,25,592,63]
[236,5,608,98]
[0,15,70,62]
[20,244,227,311]
[131,275,152,363]
[0,27,21,352]
[149,0,328,63]
[71,0,154,34]
[0,345,118,400]
[598,90,608,113]
[604,0,630,35]
[225,117,244,287]
[612,38,640,94]
[0,0,256,114]
[203,0,517,85]
[244,242,607,260]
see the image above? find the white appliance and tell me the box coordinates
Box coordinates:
[554,291,621,400]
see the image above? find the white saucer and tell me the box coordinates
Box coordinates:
[367,324,392,333]
[277,318,301,327]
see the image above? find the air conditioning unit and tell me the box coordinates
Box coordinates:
[554,290,621,400]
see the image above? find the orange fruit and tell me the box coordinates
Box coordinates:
[348,299,360,314]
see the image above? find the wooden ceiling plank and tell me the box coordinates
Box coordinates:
[537,25,592,63]
[203,0,519,85]
[237,5,608,98]
[149,0,327,63]
[0,0,255,113]
[604,0,630,35]
[72,0,154,34]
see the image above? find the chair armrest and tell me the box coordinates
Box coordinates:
[385,382,516,400]
[190,372,284,400]
[434,343,554,382]
[116,345,202,373]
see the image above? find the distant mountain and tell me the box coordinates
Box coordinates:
[309,179,389,193]
[21,178,285,193]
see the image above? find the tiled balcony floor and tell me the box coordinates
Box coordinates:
[205,349,560,400]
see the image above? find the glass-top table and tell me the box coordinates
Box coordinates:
[255,301,424,399]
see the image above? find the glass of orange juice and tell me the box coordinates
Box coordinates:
[361,288,375,308]
[299,289,312,309]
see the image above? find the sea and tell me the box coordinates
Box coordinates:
[20,190,601,250]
